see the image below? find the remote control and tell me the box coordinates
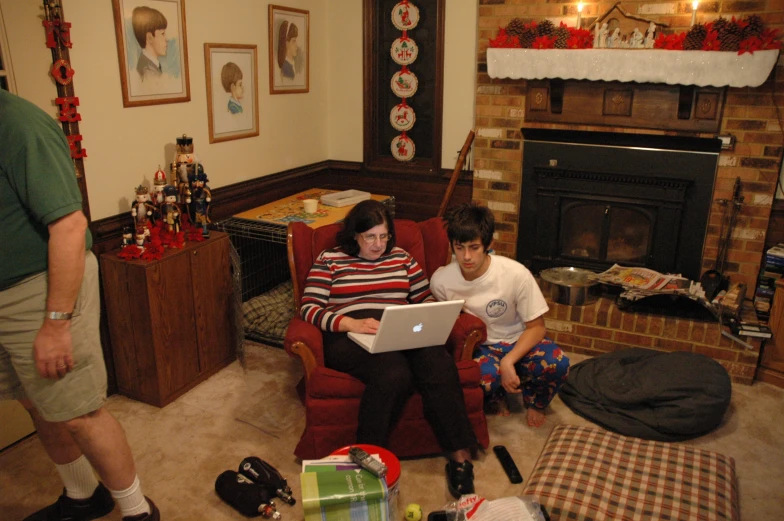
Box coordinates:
[493,445,523,484]
[348,446,388,478]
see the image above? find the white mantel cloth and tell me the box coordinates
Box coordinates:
[487,48,780,88]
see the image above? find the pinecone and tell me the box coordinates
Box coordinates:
[711,17,728,34]
[718,20,742,51]
[536,19,555,37]
[743,14,764,39]
[519,27,537,48]
[554,26,569,49]
[684,24,707,50]
[505,17,526,39]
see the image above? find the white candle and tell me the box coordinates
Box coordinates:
[577,2,583,29]
[691,1,698,27]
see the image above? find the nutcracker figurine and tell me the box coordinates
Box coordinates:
[187,166,212,237]
[160,185,182,234]
[172,134,197,205]
[121,226,134,247]
[131,185,153,241]
[152,166,167,208]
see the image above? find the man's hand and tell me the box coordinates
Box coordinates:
[340,317,380,334]
[33,320,74,380]
[500,359,521,394]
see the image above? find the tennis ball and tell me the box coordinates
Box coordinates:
[404,503,422,521]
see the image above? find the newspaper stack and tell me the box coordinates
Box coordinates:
[590,264,702,302]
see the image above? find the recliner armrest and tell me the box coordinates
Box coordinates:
[284,317,326,381]
[447,313,487,362]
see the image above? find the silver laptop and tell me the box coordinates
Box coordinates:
[347,300,465,354]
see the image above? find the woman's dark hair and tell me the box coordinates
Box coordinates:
[277,21,298,68]
[336,200,396,256]
[443,202,494,251]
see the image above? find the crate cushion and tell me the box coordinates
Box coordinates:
[243,280,296,344]
[523,424,739,521]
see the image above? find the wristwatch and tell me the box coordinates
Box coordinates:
[46,311,73,320]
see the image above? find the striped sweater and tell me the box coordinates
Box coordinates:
[300,246,434,332]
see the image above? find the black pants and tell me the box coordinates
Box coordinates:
[323,309,478,453]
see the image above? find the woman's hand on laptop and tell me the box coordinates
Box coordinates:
[339,317,380,334]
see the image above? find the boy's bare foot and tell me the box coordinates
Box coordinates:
[527,407,546,427]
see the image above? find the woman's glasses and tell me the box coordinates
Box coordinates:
[359,233,392,244]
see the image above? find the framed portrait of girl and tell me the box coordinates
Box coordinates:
[268,5,309,94]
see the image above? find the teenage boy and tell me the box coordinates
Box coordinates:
[431,203,570,427]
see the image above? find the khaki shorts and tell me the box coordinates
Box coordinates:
[0,251,107,422]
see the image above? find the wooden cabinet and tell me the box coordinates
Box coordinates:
[758,278,784,388]
[100,232,235,406]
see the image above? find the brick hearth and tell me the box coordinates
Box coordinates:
[543,295,762,384]
[473,0,784,381]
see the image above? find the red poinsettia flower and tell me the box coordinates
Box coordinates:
[739,36,763,55]
[566,36,583,49]
[761,28,783,50]
[664,33,685,50]
[702,30,720,51]
[489,28,508,48]
[653,33,669,49]
[533,35,556,49]
[731,16,749,30]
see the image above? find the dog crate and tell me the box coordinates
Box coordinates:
[213,218,290,302]
[214,195,395,346]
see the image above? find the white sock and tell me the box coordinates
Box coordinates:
[109,476,151,517]
[55,455,100,500]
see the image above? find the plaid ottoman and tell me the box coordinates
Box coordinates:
[522,425,739,521]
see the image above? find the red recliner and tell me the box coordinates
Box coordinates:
[283,217,490,460]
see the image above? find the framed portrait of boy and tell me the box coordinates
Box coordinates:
[268,5,309,94]
[204,43,259,143]
[112,0,190,107]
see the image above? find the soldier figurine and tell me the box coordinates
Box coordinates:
[186,166,212,237]
[160,185,182,234]
[131,185,153,242]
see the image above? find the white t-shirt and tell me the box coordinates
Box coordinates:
[431,255,549,345]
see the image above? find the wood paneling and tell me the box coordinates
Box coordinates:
[525,80,725,133]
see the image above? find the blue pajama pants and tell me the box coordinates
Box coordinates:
[474,338,570,410]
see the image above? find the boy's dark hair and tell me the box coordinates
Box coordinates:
[131,6,168,49]
[221,62,243,93]
[443,202,494,251]
[336,200,396,257]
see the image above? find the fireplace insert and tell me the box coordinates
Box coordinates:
[518,128,721,281]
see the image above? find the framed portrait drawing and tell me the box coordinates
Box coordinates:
[268,5,309,94]
[204,44,259,143]
[112,0,190,107]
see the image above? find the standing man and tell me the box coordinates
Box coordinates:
[0,90,160,520]
[431,203,570,427]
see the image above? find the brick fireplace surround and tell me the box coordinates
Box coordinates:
[473,0,784,383]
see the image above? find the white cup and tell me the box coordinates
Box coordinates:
[303,199,318,214]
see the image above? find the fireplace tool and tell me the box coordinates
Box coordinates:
[701,177,743,301]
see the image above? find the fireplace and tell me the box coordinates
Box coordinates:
[517,128,722,281]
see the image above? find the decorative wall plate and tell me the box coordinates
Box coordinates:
[390,69,418,98]
[390,103,416,131]
[390,36,419,65]
[391,133,415,161]
[391,1,420,31]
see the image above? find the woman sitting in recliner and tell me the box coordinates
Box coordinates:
[300,199,477,498]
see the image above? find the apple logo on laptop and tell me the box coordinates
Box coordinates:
[412,323,423,333]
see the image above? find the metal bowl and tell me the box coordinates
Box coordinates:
[539,267,600,306]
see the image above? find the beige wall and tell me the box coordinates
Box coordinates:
[2,0,477,220]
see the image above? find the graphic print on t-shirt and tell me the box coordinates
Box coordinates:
[486,299,507,318]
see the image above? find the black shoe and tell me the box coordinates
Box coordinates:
[23,483,115,521]
[122,497,160,521]
[445,460,475,499]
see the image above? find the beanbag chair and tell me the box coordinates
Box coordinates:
[559,347,731,441]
